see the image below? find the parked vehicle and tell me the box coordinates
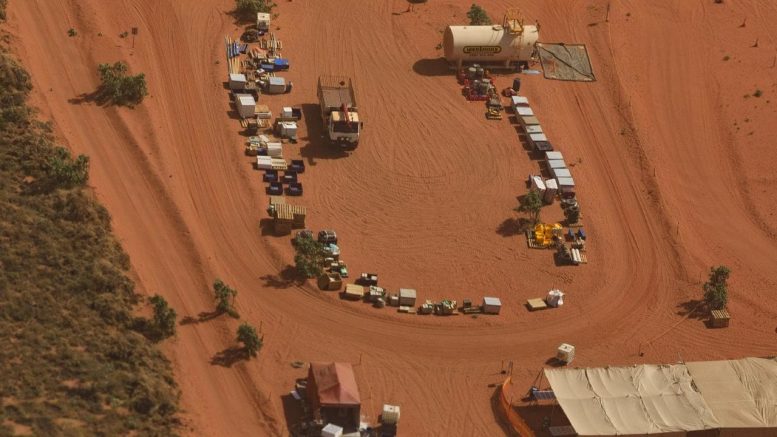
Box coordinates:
[318,75,362,149]
[318,229,338,245]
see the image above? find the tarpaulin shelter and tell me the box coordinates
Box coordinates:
[544,357,777,436]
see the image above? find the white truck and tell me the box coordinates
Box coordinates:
[317,75,362,149]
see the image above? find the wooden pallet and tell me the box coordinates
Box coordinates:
[525,231,550,249]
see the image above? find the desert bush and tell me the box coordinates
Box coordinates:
[235,0,276,18]
[703,265,730,310]
[467,4,492,25]
[237,322,263,358]
[0,44,179,435]
[515,189,543,224]
[97,61,148,106]
[150,295,177,340]
[213,278,239,318]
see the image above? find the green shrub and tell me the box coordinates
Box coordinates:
[703,265,730,310]
[97,61,148,106]
[237,323,263,358]
[467,4,491,25]
[235,0,276,17]
[150,295,177,340]
[0,44,178,435]
[515,189,542,224]
[213,278,239,318]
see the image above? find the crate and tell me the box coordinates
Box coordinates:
[709,309,730,328]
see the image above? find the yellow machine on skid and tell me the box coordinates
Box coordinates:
[533,223,563,248]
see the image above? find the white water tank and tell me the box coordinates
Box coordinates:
[443,24,539,67]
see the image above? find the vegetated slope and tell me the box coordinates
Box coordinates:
[0,21,179,437]
[7,0,777,436]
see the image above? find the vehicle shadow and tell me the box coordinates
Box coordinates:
[298,103,349,163]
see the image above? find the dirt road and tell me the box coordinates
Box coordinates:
[8,0,777,434]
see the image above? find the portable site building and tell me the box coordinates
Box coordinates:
[525,125,543,134]
[530,175,546,193]
[520,115,540,127]
[266,142,283,157]
[543,178,558,204]
[229,73,247,91]
[483,297,502,314]
[235,93,256,118]
[398,288,417,306]
[547,159,567,172]
[256,13,271,32]
[529,132,547,146]
[267,77,287,94]
[514,105,534,116]
[256,105,272,119]
[510,95,529,106]
[545,151,564,161]
[552,168,572,179]
[557,177,576,196]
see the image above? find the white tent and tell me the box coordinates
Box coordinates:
[544,357,777,436]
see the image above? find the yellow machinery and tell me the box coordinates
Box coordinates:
[533,223,563,248]
[503,8,525,35]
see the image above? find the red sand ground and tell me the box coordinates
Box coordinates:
[7,0,777,435]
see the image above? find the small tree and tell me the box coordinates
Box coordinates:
[294,237,327,278]
[515,189,543,224]
[97,61,148,106]
[213,279,239,318]
[703,265,730,310]
[467,4,492,25]
[237,322,262,358]
[235,0,276,18]
[149,294,176,339]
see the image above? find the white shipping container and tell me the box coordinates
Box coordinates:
[530,175,546,193]
[236,94,256,118]
[321,423,343,437]
[545,151,564,161]
[552,168,572,179]
[229,73,247,90]
[266,142,283,157]
[483,297,502,314]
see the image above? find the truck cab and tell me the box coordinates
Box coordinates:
[329,110,362,148]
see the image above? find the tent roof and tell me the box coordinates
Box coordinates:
[310,362,361,406]
[545,357,777,436]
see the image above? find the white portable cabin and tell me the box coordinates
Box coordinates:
[277,121,297,139]
[525,125,543,134]
[547,159,566,171]
[229,73,247,91]
[543,178,558,204]
[552,168,572,179]
[530,175,546,193]
[256,13,271,31]
[557,176,576,193]
[266,142,283,157]
[267,77,286,94]
[235,93,256,119]
[545,151,564,161]
[514,105,534,116]
[483,297,502,314]
[529,133,547,146]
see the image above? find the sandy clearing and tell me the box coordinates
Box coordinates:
[8,0,777,435]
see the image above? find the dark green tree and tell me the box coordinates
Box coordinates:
[235,0,276,17]
[703,265,730,310]
[467,4,492,25]
[97,61,148,106]
[213,279,239,318]
[237,322,263,358]
[149,294,176,340]
[294,237,327,278]
[515,189,543,224]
